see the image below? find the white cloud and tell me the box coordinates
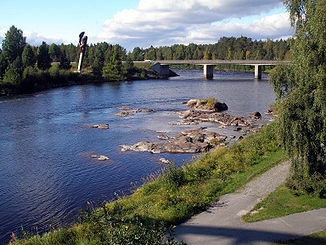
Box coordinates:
[97,0,293,50]
[185,12,293,44]
[0,28,7,46]
[24,32,65,46]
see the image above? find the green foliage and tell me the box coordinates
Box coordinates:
[3,57,23,85]
[22,44,36,68]
[205,97,217,109]
[91,47,105,77]
[48,43,61,62]
[0,52,7,80]
[133,36,290,62]
[2,25,26,63]
[59,49,71,70]
[164,164,186,188]
[130,47,144,61]
[270,0,326,195]
[36,42,51,70]
[102,45,126,81]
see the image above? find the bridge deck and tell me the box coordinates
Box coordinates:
[134,60,289,80]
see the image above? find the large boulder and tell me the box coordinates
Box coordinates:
[186,99,228,112]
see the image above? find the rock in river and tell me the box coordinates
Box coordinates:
[249,111,262,120]
[91,124,109,129]
[120,128,227,154]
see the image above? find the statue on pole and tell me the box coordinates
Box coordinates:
[77,32,88,72]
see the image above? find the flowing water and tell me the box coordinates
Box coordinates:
[0,69,275,243]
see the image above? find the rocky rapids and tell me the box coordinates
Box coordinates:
[119,99,264,154]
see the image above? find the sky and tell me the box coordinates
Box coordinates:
[0,0,294,51]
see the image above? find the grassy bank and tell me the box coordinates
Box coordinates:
[242,184,326,223]
[11,122,287,244]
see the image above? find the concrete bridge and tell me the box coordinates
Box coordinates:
[140,60,289,80]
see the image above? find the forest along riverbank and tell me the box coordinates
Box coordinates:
[0,69,275,244]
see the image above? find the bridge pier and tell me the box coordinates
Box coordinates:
[203,65,214,79]
[254,65,262,80]
[149,63,171,77]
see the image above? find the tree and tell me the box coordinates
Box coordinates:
[22,44,36,68]
[203,47,212,60]
[144,46,156,60]
[49,43,61,62]
[2,25,26,64]
[130,47,144,61]
[37,42,51,70]
[92,47,105,77]
[3,57,23,85]
[0,53,7,80]
[102,45,126,81]
[270,0,326,196]
[59,49,71,70]
[193,47,202,60]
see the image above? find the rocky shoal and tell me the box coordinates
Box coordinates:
[120,127,227,154]
[177,110,252,126]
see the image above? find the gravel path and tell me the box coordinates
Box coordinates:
[174,161,326,244]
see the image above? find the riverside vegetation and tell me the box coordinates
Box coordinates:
[0,24,291,96]
[0,26,149,96]
[10,122,287,244]
[5,0,326,243]
[243,0,326,243]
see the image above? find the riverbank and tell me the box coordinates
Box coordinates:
[11,121,287,244]
[0,66,157,97]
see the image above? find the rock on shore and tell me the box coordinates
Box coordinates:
[120,127,227,154]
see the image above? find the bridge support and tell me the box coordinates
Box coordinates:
[254,65,262,80]
[160,65,171,77]
[204,65,214,79]
[149,63,171,77]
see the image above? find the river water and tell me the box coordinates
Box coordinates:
[0,69,275,243]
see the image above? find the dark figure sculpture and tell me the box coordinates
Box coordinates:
[78,32,88,72]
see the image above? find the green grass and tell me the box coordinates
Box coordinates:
[242,185,326,223]
[12,123,288,244]
[273,228,326,245]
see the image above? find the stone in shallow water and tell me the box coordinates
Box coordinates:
[91,124,109,129]
[97,155,110,161]
[159,158,171,164]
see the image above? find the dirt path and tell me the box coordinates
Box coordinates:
[174,161,326,244]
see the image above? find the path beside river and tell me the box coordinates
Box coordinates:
[174,161,326,244]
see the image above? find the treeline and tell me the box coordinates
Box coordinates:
[0,25,291,95]
[128,36,291,61]
[0,26,146,95]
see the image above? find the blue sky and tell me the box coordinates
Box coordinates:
[1,0,293,50]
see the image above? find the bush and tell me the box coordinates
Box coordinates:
[286,160,326,198]
[165,164,186,188]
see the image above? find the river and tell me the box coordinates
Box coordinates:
[0,69,275,243]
